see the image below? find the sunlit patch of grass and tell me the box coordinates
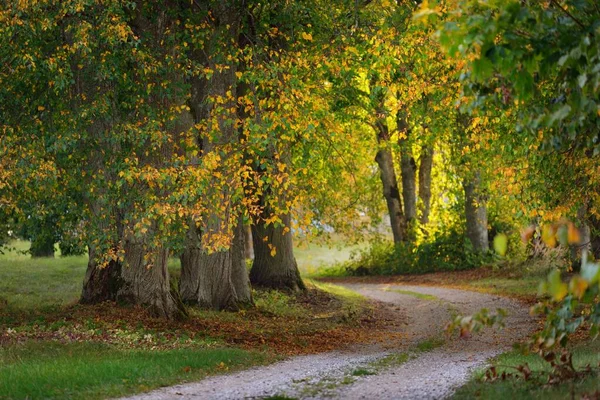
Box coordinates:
[0,341,268,400]
[294,240,364,276]
[369,352,410,369]
[453,341,600,400]
[306,279,367,319]
[466,277,541,298]
[416,337,445,352]
[307,279,365,302]
[385,288,439,301]
[253,290,305,318]
[351,368,376,376]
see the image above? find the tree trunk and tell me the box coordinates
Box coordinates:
[80,240,185,319]
[418,145,434,225]
[375,136,406,244]
[118,239,186,319]
[397,116,417,225]
[244,225,254,260]
[179,226,203,303]
[400,153,417,224]
[250,212,305,291]
[180,220,253,309]
[190,221,252,310]
[180,2,253,310]
[463,172,489,252]
[80,245,124,304]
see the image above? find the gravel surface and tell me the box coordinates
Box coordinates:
[121,283,535,400]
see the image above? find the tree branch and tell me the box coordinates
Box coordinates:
[549,0,586,30]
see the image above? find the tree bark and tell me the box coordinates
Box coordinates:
[375,118,406,244]
[250,212,305,291]
[119,239,186,319]
[418,145,434,225]
[179,1,253,310]
[180,226,203,303]
[463,172,489,252]
[244,225,254,260]
[185,220,252,310]
[81,244,124,304]
[400,153,417,223]
[180,220,252,309]
[397,116,417,225]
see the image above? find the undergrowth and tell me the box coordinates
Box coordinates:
[315,229,496,277]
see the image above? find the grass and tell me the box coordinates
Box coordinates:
[294,239,364,276]
[351,368,376,376]
[0,239,397,399]
[465,276,543,299]
[416,337,445,352]
[368,352,411,369]
[0,240,179,314]
[0,341,267,400]
[453,340,600,400]
[386,288,439,301]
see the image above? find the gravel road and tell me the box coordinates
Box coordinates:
[122,283,535,400]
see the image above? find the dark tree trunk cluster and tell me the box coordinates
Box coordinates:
[79,0,306,318]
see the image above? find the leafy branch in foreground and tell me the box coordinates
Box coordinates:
[449,220,600,385]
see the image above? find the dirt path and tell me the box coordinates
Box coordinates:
[122,283,535,400]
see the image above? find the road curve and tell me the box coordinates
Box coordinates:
[121,283,535,400]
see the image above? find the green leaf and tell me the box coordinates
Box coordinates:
[472,57,494,80]
[581,262,600,284]
[493,233,508,257]
[547,269,568,301]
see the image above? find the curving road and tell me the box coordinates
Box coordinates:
[122,283,535,400]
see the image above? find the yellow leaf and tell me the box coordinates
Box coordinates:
[567,223,581,245]
[301,32,313,42]
[568,276,588,299]
[541,225,557,248]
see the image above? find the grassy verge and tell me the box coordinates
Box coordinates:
[0,341,267,400]
[316,266,545,303]
[0,240,398,399]
[453,340,600,400]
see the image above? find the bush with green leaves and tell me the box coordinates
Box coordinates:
[331,228,495,276]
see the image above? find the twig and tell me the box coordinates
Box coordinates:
[549,0,586,30]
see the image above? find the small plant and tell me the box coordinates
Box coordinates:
[351,368,376,376]
[452,219,600,386]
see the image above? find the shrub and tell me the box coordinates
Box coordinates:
[333,228,495,276]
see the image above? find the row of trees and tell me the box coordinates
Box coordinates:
[2,0,597,319]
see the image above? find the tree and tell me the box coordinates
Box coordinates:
[418,0,600,253]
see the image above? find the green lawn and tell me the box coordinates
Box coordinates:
[294,239,363,275]
[453,340,600,399]
[0,239,373,400]
[0,341,267,400]
[0,240,272,399]
[0,239,358,312]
